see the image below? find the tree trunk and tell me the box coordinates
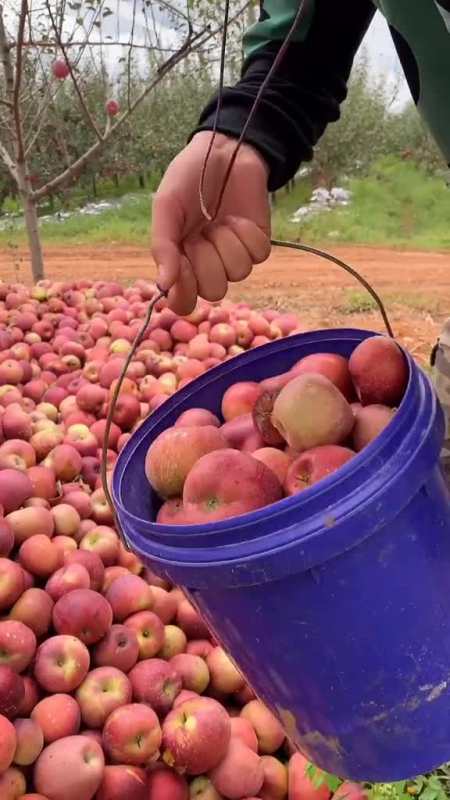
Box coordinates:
[92,173,97,197]
[138,173,145,189]
[23,193,44,282]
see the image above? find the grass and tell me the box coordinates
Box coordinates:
[1,158,450,251]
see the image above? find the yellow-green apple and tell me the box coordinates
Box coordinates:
[159,625,188,660]
[206,648,245,695]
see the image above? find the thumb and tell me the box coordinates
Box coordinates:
[151,191,185,292]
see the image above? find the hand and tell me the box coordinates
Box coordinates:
[151,131,271,315]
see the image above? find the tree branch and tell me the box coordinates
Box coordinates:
[13,0,28,165]
[44,0,103,142]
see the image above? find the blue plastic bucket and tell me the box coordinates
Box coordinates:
[113,329,450,782]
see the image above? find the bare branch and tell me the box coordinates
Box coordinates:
[0,140,18,180]
[44,0,103,142]
[13,0,28,164]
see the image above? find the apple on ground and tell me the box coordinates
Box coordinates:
[186,640,214,660]
[159,624,188,659]
[32,693,81,743]
[208,737,264,799]
[0,620,37,673]
[52,503,81,537]
[80,525,119,565]
[259,755,288,800]
[34,735,105,800]
[64,549,105,591]
[0,713,17,772]
[10,587,54,637]
[0,517,14,557]
[162,696,231,775]
[241,700,285,754]
[151,586,178,623]
[170,653,210,694]
[76,665,132,728]
[146,764,189,800]
[93,624,139,672]
[0,665,25,719]
[102,702,162,765]
[6,506,55,545]
[52,588,113,645]
[13,716,44,766]
[189,776,223,799]
[230,717,258,752]
[34,634,90,693]
[17,675,40,717]
[0,557,25,611]
[129,658,182,716]
[288,753,331,800]
[19,534,62,577]
[207,647,245,695]
[102,566,130,593]
[124,610,165,659]
[96,765,147,800]
[45,562,91,600]
[0,468,33,513]
[176,598,210,639]
[0,766,27,798]
[105,573,154,621]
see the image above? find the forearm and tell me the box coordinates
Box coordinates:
[193,0,375,190]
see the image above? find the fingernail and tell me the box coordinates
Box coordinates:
[157,265,170,291]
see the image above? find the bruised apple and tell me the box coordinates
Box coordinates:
[285,446,355,495]
[272,374,354,451]
[183,449,283,523]
[145,426,226,498]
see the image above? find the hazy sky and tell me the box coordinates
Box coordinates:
[361,10,410,107]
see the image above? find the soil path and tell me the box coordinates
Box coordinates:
[1,243,448,365]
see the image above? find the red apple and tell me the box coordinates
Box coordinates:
[2,405,32,440]
[0,439,36,470]
[34,634,90,692]
[9,588,54,637]
[222,382,262,421]
[349,336,408,406]
[0,620,37,673]
[76,384,107,414]
[0,557,24,610]
[352,404,396,451]
[65,424,99,457]
[51,503,81,537]
[80,525,119,565]
[76,666,132,728]
[102,566,130,593]
[28,465,57,500]
[129,658,182,716]
[208,737,264,799]
[230,716,258,752]
[186,639,214,659]
[170,653,210,694]
[145,426,226,499]
[0,517,14,556]
[0,714,17,772]
[90,489,115,525]
[34,735,105,800]
[0,766,27,798]
[221,413,265,452]
[162,696,231,775]
[52,58,70,79]
[176,599,210,639]
[13,716,44,766]
[45,563,91,600]
[146,765,189,800]
[252,447,291,484]
[32,693,81,743]
[19,534,61,577]
[288,753,331,800]
[0,469,33,513]
[93,624,139,672]
[17,675,40,717]
[44,444,82,481]
[64,549,105,591]
[6,506,55,545]
[291,353,354,401]
[103,702,162,765]
[151,586,178,624]
[175,408,220,428]
[96,765,147,800]
[0,666,25,719]
[105,574,154,622]
[124,610,165,659]
[284,446,355,495]
[183,449,282,523]
[53,588,113,645]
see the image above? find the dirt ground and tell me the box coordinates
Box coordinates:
[1,243,449,366]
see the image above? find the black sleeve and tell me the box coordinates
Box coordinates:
[192,0,376,190]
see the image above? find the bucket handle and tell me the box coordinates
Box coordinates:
[101,243,394,550]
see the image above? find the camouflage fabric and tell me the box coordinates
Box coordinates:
[431,319,450,473]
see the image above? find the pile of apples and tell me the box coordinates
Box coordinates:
[146,337,408,524]
[0,276,370,799]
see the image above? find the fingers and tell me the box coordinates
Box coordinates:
[151,192,185,292]
[183,236,228,303]
[167,257,198,317]
[204,224,253,283]
[225,216,272,264]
